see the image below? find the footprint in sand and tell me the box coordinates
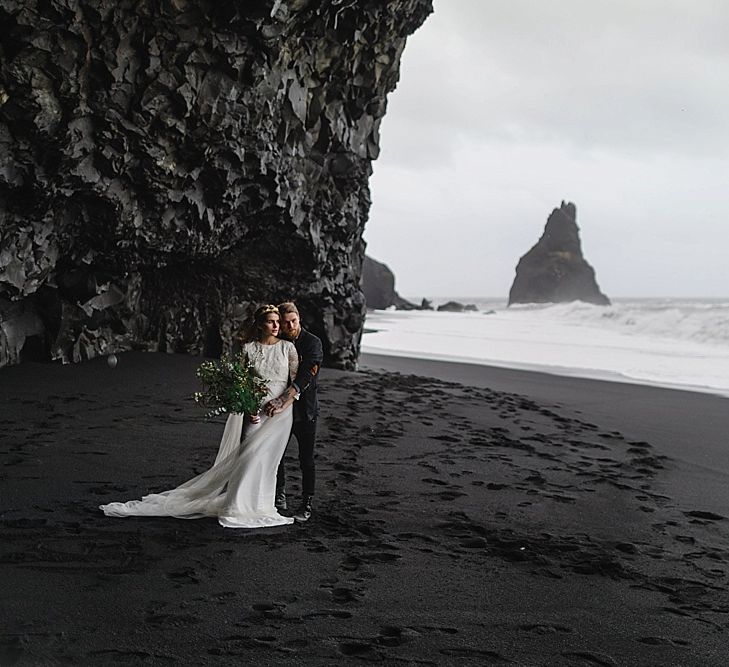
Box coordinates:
[145,613,201,627]
[559,650,618,666]
[251,601,287,619]
[338,641,382,660]
[519,622,572,635]
[302,609,352,620]
[376,625,410,647]
[165,567,201,584]
[684,510,726,522]
[638,636,691,646]
[330,586,361,604]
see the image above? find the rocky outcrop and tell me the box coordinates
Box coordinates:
[436,301,477,313]
[508,202,610,306]
[0,0,432,369]
[361,255,415,310]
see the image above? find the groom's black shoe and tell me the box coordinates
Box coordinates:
[275,489,287,512]
[293,496,313,523]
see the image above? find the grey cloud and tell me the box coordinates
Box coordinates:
[384,0,729,161]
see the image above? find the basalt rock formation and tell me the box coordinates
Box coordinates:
[436,301,477,312]
[508,202,610,306]
[361,254,415,310]
[0,0,432,369]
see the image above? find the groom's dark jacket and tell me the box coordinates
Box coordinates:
[291,328,323,422]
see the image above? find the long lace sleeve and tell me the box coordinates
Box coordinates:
[287,341,299,382]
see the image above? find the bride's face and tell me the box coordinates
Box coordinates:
[260,313,280,338]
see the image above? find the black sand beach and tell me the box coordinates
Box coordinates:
[361,353,729,516]
[2,352,729,665]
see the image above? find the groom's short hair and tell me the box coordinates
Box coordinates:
[277,302,299,317]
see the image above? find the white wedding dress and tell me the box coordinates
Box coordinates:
[100,340,298,528]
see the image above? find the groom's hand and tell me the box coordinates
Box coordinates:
[264,398,281,416]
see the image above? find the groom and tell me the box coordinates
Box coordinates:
[269,301,323,523]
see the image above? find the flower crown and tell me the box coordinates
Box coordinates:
[254,304,279,321]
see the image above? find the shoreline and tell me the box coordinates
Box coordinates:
[360,345,729,398]
[2,352,729,665]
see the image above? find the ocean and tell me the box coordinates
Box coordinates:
[361,298,729,397]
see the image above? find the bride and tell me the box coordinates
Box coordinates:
[100,304,298,528]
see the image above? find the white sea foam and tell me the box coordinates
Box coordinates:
[361,299,729,397]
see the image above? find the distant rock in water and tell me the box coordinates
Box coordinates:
[436,301,477,312]
[362,256,416,310]
[508,202,610,306]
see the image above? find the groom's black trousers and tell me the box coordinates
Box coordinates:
[276,418,316,498]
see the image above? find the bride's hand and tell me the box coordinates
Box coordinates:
[249,414,261,424]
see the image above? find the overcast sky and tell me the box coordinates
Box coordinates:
[363,0,729,299]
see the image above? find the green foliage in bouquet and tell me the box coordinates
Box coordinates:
[194,355,269,418]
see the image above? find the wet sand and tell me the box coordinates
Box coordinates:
[2,352,729,665]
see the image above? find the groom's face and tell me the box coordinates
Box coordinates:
[281,312,301,340]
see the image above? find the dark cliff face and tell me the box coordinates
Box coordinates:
[508,202,610,306]
[0,0,432,369]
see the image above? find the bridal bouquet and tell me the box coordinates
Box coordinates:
[194,355,269,418]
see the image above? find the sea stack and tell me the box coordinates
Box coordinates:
[508,202,610,306]
[361,256,416,310]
